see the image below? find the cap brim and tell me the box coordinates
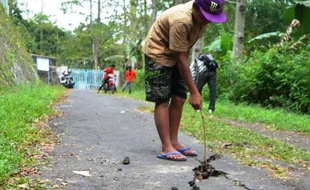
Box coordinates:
[199,7,226,23]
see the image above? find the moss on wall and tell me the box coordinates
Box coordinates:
[0,6,37,89]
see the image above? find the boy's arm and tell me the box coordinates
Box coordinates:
[175,52,202,110]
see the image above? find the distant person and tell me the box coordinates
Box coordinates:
[98,64,115,93]
[122,66,136,94]
[190,53,218,113]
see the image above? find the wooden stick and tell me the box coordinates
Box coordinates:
[200,110,207,164]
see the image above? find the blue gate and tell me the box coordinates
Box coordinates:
[70,69,120,90]
[70,69,103,90]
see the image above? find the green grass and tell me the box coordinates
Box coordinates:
[215,101,310,134]
[116,89,145,100]
[0,83,65,183]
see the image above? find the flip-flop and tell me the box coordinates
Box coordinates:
[178,147,198,157]
[157,152,187,161]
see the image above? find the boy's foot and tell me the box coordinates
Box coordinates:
[157,152,187,161]
[160,147,187,160]
[177,147,197,156]
[173,143,197,156]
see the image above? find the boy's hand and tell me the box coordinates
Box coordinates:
[189,93,202,110]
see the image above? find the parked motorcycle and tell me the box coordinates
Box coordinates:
[59,70,75,88]
[103,74,116,94]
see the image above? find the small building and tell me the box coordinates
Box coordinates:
[31,54,58,85]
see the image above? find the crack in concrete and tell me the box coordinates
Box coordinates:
[189,154,253,190]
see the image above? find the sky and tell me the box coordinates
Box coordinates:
[18,0,154,31]
[19,0,87,31]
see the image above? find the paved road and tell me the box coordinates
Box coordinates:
[41,90,306,190]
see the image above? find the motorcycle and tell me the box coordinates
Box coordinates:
[59,70,75,89]
[103,74,117,94]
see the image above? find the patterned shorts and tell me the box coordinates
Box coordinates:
[144,55,187,103]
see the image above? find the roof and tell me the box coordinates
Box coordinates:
[31,54,56,60]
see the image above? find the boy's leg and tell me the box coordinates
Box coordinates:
[154,102,178,154]
[169,95,185,146]
[169,65,197,155]
[145,55,185,159]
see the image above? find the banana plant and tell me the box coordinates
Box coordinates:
[248,1,310,48]
[203,24,233,54]
[248,32,282,44]
[123,39,143,69]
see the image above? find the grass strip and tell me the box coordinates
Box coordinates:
[0,83,65,183]
[215,101,310,134]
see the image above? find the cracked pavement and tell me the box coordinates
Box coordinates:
[40,90,308,190]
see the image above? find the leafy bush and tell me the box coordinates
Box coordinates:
[217,46,310,113]
[133,69,145,91]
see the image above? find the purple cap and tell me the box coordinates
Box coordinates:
[195,0,226,23]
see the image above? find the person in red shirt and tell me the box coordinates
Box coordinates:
[97,64,115,93]
[122,66,136,94]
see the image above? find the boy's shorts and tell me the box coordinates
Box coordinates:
[144,55,187,103]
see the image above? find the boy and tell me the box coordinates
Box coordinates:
[143,0,226,161]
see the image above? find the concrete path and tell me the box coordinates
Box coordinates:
[40,90,306,190]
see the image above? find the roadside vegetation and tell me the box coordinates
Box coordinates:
[212,100,310,134]
[0,83,65,187]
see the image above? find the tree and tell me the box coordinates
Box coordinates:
[175,0,185,4]
[8,0,15,16]
[61,0,101,69]
[232,0,247,57]
[150,0,157,25]
[93,0,101,70]
[39,0,44,52]
[245,0,290,40]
